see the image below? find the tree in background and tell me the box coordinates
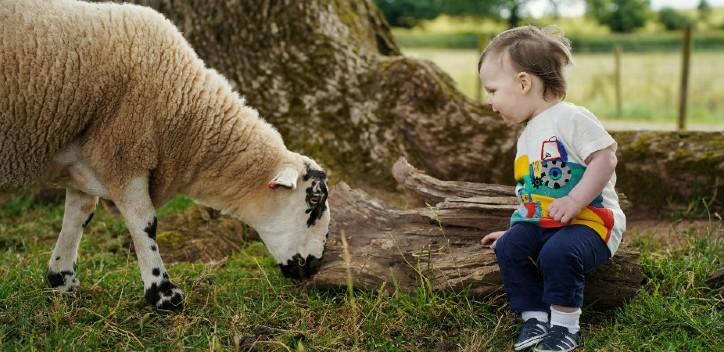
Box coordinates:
[547,0,580,19]
[586,0,650,33]
[373,0,441,28]
[503,0,527,28]
[445,0,529,28]
[658,7,691,31]
[697,0,711,22]
[548,0,564,19]
[373,0,526,28]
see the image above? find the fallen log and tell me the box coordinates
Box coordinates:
[310,158,642,310]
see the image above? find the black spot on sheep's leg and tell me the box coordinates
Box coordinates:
[144,217,157,240]
[82,213,94,228]
[150,245,157,251]
[152,268,160,276]
[46,269,79,291]
[144,278,184,311]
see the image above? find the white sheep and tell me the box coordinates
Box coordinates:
[0,0,331,311]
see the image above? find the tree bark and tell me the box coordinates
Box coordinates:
[309,158,643,310]
[106,1,722,213]
[610,131,723,214]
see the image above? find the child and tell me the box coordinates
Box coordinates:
[478,26,625,352]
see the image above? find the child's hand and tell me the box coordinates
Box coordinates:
[548,195,585,224]
[480,230,505,249]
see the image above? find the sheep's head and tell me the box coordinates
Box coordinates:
[247,156,330,280]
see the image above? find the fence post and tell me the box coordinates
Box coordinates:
[678,25,692,131]
[613,44,623,118]
[476,34,488,102]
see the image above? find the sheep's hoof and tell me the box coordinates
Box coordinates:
[145,279,184,311]
[46,270,81,293]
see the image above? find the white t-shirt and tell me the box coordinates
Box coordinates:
[510,102,626,256]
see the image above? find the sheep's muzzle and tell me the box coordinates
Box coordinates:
[279,253,322,279]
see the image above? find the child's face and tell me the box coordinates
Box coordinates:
[478,52,534,125]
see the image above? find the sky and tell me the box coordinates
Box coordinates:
[526,0,724,18]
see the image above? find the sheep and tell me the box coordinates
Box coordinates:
[0,0,331,311]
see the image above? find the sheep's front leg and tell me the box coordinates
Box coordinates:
[47,189,98,292]
[113,177,184,311]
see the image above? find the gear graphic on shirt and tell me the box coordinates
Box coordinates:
[531,175,544,188]
[540,159,572,189]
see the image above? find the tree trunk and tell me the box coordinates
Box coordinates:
[309,158,643,310]
[111,0,519,189]
[610,131,723,214]
[109,1,722,213]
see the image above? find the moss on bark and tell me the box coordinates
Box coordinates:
[612,131,723,214]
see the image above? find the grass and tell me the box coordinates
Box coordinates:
[393,28,724,52]
[403,48,724,129]
[392,11,724,51]
[0,194,722,351]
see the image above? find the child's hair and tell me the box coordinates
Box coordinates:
[478,25,573,99]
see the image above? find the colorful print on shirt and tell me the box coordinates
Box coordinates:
[511,136,616,244]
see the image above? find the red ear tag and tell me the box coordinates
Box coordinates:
[267,182,279,189]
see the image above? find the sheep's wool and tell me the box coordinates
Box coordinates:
[0,0,288,205]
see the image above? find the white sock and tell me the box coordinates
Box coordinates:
[550,306,581,334]
[521,310,549,323]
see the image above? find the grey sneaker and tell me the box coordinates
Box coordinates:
[534,325,580,352]
[514,318,548,351]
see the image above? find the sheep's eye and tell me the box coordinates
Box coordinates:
[309,195,321,205]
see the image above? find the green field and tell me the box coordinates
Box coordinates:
[404,48,724,130]
[0,194,722,350]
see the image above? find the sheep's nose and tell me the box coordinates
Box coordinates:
[279,254,322,279]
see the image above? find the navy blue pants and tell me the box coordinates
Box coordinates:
[495,222,611,312]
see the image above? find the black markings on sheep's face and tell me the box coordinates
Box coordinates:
[144,217,157,240]
[279,253,322,279]
[303,164,328,228]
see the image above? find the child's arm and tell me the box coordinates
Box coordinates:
[548,145,617,224]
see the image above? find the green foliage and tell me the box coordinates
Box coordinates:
[698,0,712,22]
[438,0,502,17]
[586,0,651,33]
[156,195,194,217]
[374,0,442,28]
[394,27,724,52]
[373,0,516,28]
[659,7,692,31]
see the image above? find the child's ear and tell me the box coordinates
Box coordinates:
[517,72,532,95]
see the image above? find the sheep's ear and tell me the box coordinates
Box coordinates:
[267,167,299,190]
